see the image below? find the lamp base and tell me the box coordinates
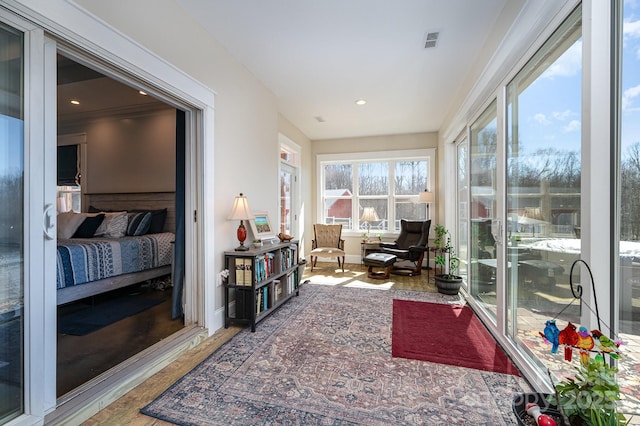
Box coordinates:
[234,244,250,251]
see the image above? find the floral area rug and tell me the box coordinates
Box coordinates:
[141,283,531,425]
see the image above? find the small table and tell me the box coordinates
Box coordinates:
[360,241,382,264]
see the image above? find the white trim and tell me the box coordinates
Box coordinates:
[317,148,434,163]
[56,132,86,146]
[42,34,58,415]
[4,0,215,109]
[24,22,48,421]
[582,0,612,329]
[2,0,218,420]
[279,133,302,240]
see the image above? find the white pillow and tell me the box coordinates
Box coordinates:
[94,211,128,238]
[57,212,86,239]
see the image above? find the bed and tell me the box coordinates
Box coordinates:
[56,232,174,305]
[56,192,176,305]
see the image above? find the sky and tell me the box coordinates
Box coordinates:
[622,0,640,154]
[0,115,24,178]
[515,38,582,156]
[508,2,640,160]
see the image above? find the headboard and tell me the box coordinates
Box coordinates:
[85,192,176,233]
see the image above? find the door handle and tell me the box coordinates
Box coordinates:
[43,203,56,240]
[491,219,502,246]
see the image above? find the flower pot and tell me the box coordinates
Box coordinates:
[512,393,568,426]
[434,274,463,295]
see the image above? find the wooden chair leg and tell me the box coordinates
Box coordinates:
[341,256,345,272]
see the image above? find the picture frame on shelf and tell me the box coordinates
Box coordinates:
[249,211,276,242]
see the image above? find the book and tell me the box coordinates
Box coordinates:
[235,258,244,285]
[234,258,253,285]
[274,280,282,299]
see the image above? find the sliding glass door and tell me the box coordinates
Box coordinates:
[0,21,25,424]
[505,6,582,370]
[618,0,640,407]
[469,100,498,320]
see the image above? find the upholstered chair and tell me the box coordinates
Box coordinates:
[310,224,345,272]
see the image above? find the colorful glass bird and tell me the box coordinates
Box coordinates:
[540,319,560,353]
[591,329,622,359]
[576,326,594,351]
[558,322,578,346]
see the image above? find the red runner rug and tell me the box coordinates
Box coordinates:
[392,299,521,376]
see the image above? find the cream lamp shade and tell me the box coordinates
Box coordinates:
[56,196,68,213]
[360,206,379,223]
[228,193,254,251]
[360,207,379,238]
[419,190,434,220]
[419,191,434,203]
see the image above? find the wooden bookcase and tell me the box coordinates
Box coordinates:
[224,240,302,332]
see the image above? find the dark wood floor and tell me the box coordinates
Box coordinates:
[57,283,184,397]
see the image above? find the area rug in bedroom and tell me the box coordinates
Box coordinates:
[58,295,164,336]
[141,284,529,425]
[392,299,521,376]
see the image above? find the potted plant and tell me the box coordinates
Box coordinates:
[513,357,628,426]
[549,356,628,426]
[433,224,462,295]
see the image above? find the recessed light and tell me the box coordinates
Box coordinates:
[139,90,147,96]
[70,100,80,105]
[355,99,367,106]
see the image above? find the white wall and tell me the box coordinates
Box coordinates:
[59,108,177,193]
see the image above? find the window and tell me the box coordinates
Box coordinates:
[317,149,435,234]
[57,133,86,213]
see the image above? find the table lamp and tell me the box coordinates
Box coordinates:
[228,193,254,251]
[419,190,434,220]
[360,207,379,240]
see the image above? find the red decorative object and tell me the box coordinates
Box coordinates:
[227,193,253,251]
[237,222,247,245]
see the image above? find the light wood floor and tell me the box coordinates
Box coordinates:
[82,262,435,425]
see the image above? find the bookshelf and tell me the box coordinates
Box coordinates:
[224,240,302,332]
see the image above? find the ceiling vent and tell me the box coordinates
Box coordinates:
[424,31,439,49]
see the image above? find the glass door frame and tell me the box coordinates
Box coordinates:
[0,8,56,423]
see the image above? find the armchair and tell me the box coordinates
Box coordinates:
[379,219,431,276]
[310,224,345,272]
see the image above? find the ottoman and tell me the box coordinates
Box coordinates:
[363,252,397,279]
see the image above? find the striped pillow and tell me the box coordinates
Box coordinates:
[126,211,152,236]
[94,211,128,238]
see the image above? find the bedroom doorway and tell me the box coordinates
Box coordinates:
[55,52,189,397]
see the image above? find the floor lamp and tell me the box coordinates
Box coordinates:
[419,190,434,220]
[419,190,434,271]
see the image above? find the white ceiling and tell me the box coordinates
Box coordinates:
[176,0,514,140]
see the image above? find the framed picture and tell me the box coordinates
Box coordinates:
[249,211,275,241]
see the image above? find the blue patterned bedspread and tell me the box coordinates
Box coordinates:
[56,232,174,289]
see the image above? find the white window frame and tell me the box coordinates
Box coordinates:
[316,148,436,236]
[279,134,301,238]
